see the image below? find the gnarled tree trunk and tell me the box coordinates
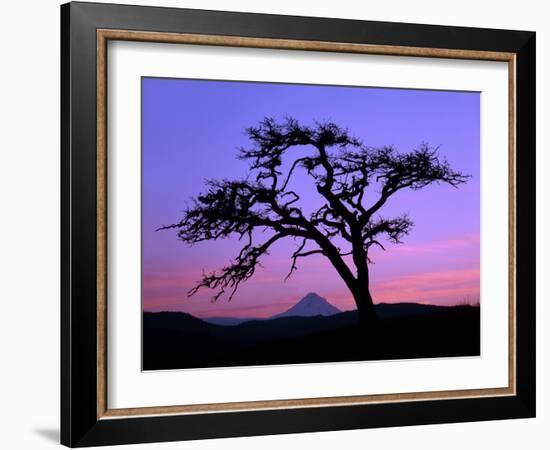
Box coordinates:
[350,234,378,328]
[352,287,378,328]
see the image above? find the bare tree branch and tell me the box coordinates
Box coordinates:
[284,238,325,281]
[188,233,287,302]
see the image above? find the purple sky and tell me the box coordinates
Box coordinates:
[142,78,480,317]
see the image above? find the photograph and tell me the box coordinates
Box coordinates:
[141,78,481,371]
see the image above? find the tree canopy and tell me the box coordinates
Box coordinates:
[159,117,469,315]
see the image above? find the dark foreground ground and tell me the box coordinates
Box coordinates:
[142,303,480,371]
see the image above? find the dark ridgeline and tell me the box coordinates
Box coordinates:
[158,118,469,328]
[143,294,480,371]
[202,293,338,326]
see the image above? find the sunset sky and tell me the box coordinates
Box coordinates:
[142,78,480,317]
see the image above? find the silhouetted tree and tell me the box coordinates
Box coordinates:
[159,118,469,327]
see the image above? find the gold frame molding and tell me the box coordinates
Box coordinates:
[96,29,516,420]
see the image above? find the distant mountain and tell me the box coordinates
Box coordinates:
[272,292,341,319]
[143,310,214,333]
[202,316,257,326]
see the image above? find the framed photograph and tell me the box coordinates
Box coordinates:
[61,2,535,447]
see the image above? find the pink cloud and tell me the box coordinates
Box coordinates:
[371,233,480,261]
[142,234,480,314]
[193,301,296,318]
[371,267,480,305]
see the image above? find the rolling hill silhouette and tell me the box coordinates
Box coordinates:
[203,292,340,325]
[143,294,480,371]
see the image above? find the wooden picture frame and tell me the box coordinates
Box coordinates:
[61,2,535,447]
